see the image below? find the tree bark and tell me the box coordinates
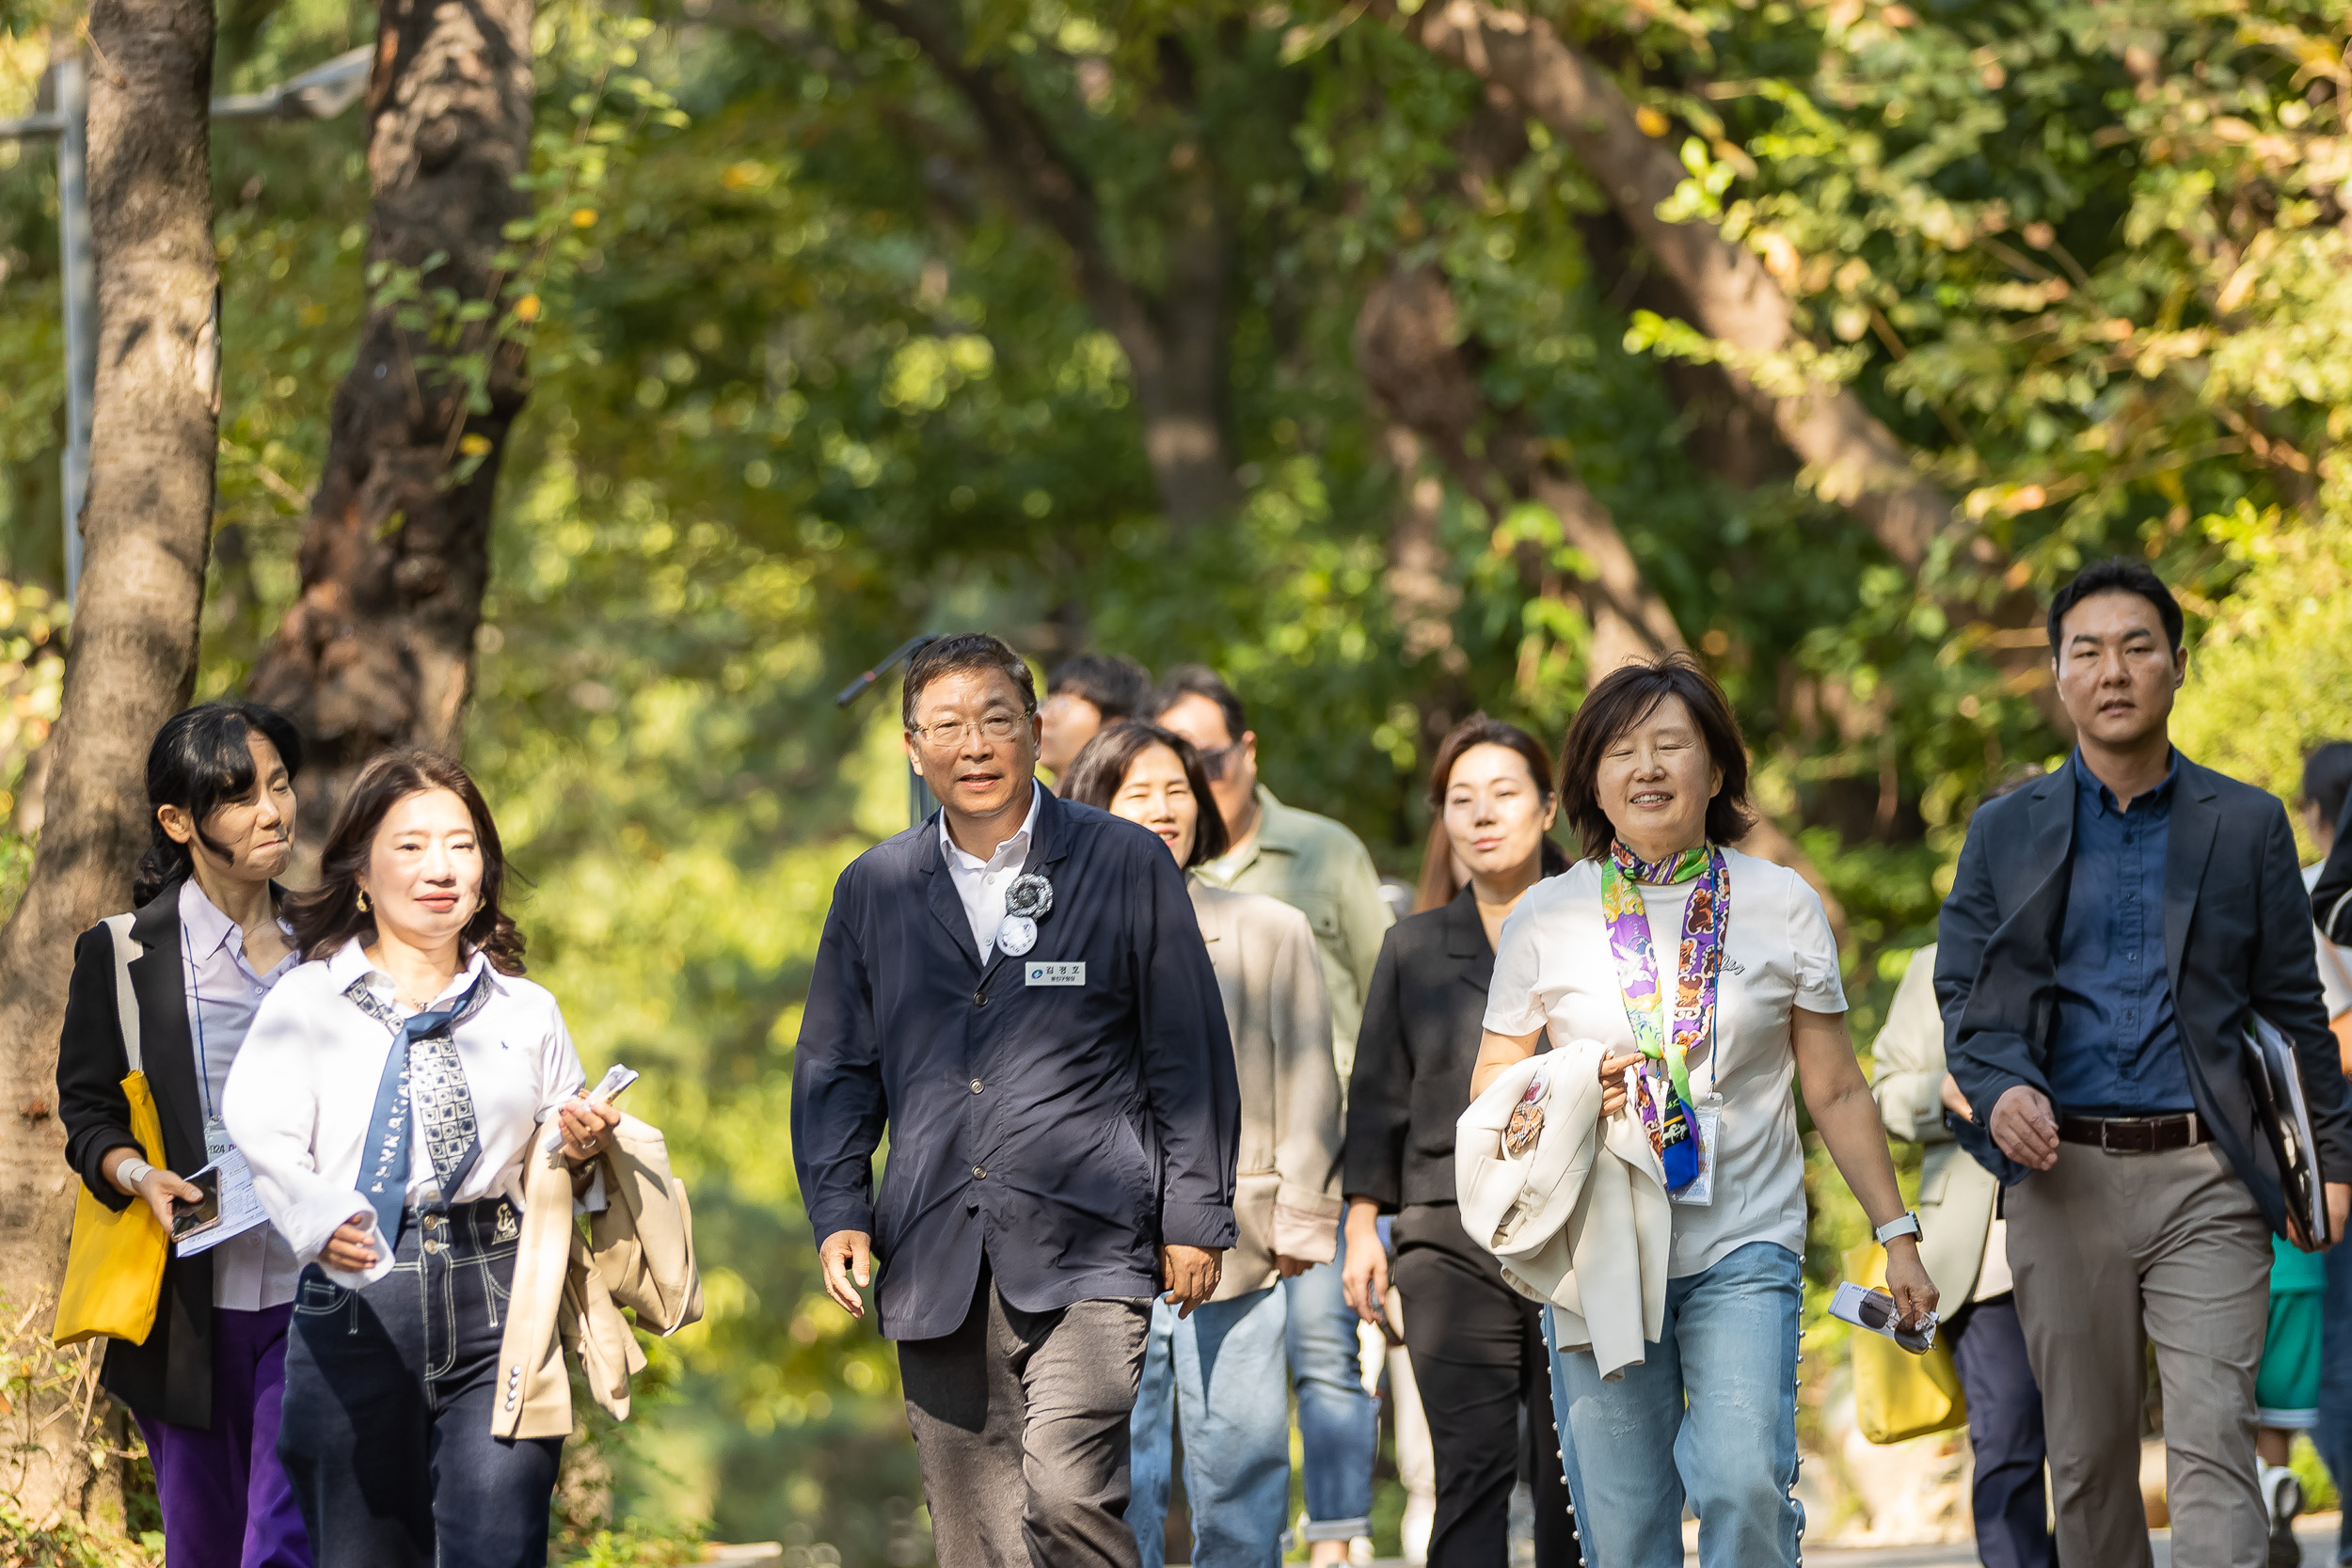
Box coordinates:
[1355,266,1850,941]
[1378,0,1949,569]
[846,0,1240,529]
[249,0,535,842]
[0,0,218,1520]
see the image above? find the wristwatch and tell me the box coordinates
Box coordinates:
[1873,1210,1923,1245]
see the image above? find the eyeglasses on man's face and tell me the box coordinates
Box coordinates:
[908,712,1030,751]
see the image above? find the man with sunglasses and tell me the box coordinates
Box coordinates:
[794,633,1240,1568]
[1152,664,1392,1567]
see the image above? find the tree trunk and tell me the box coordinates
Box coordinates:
[249,0,534,843]
[846,0,1240,530]
[0,0,218,1520]
[1355,266,1850,942]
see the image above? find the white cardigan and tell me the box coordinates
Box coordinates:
[1456,1041,1671,1382]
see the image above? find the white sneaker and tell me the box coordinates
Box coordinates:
[2260,1461,2303,1568]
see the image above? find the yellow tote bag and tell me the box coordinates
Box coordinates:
[55,915,169,1348]
[1843,1242,1967,1445]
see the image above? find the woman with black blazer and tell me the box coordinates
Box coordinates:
[1341,714,1576,1568]
[56,703,312,1568]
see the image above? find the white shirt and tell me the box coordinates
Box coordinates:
[941,784,1042,960]
[176,880,303,1310]
[223,938,587,1288]
[1484,847,1847,1278]
[2305,863,2352,1018]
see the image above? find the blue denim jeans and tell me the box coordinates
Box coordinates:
[1286,1223,1376,1540]
[1546,1241,1803,1568]
[1130,1287,1293,1568]
[2313,1237,2352,1564]
[278,1200,562,1568]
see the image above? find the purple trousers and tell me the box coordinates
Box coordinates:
[137,1304,311,1568]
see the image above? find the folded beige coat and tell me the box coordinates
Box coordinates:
[492,1112,705,1439]
[1454,1041,1670,1382]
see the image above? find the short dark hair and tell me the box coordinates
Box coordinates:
[2304,742,2352,829]
[1150,664,1247,746]
[1558,654,1756,862]
[1048,655,1152,722]
[135,702,306,906]
[285,748,527,974]
[902,633,1038,729]
[1415,712,1568,912]
[1057,720,1232,867]
[2047,559,2185,655]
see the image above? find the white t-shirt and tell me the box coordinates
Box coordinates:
[1483,847,1847,1278]
[2304,863,2352,1019]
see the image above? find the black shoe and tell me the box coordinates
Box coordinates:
[2263,1464,2303,1568]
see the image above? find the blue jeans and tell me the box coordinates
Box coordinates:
[1546,1241,1803,1568]
[278,1199,562,1568]
[1286,1225,1376,1540]
[1130,1288,1293,1568]
[2314,1238,2352,1563]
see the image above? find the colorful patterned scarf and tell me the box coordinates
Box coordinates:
[1600,840,1729,1190]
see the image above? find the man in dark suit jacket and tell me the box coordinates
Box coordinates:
[1938,560,2352,1568]
[792,632,1240,1568]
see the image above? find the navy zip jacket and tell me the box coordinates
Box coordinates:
[791,786,1241,1340]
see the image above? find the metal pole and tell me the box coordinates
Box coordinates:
[56,57,93,605]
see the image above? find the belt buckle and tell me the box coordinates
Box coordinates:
[2101,1119,2142,1155]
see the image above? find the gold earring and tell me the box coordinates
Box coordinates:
[357,890,371,912]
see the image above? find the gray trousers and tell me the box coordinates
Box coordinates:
[898,1265,1152,1568]
[2008,1141,2272,1568]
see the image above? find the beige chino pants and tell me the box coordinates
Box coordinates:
[2006,1141,2272,1568]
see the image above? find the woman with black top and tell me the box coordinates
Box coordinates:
[1341,714,1575,1568]
[56,702,313,1568]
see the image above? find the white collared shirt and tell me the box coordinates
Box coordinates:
[176,880,303,1310]
[223,937,587,1287]
[940,784,1041,960]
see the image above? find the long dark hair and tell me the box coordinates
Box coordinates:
[284,748,527,974]
[1058,720,1232,868]
[133,703,305,906]
[1413,712,1568,912]
[1558,654,1756,863]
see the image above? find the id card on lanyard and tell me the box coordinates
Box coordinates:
[182,923,271,1256]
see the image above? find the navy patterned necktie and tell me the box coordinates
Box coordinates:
[351,970,490,1240]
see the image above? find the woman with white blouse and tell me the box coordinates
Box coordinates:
[57,703,312,1568]
[1470,656,1935,1568]
[222,749,621,1568]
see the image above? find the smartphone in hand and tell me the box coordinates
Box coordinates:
[170,1166,223,1243]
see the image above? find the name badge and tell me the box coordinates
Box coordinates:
[1024,961,1085,987]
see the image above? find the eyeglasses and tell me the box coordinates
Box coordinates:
[1197,742,1244,782]
[909,713,1029,751]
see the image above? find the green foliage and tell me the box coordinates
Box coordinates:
[13,0,2352,1547]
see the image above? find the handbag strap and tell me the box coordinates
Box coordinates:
[102,914,142,1073]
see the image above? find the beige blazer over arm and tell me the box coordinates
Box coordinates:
[1867,943,1994,1304]
[493,1112,704,1439]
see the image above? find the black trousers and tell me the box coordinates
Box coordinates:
[1945,1294,2054,1568]
[278,1199,561,1568]
[1391,1204,1581,1568]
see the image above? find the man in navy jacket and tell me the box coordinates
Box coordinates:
[793,632,1240,1568]
[1939,561,2352,1568]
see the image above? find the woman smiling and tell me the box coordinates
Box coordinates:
[1470,656,1932,1568]
[1061,721,1343,1568]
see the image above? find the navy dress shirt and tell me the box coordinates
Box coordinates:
[2047,750,2195,1117]
[791,785,1241,1340]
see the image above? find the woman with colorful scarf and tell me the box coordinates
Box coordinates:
[1470,655,1934,1568]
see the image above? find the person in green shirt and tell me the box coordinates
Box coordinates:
[1152,665,1392,1566]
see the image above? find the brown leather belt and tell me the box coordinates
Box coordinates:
[2057,1113,2210,1153]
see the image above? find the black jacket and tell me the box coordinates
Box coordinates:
[2313,795,2352,945]
[1343,889,1492,1212]
[790,786,1240,1340]
[55,880,219,1428]
[1936,754,2352,1234]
